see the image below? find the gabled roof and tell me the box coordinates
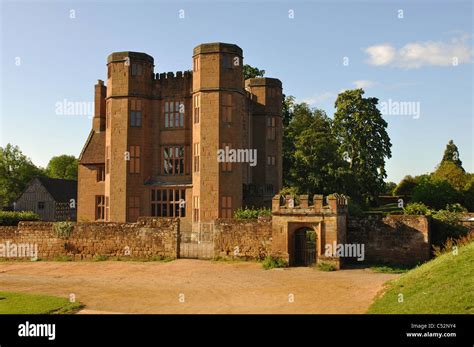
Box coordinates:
[78,130,105,165]
[36,177,77,202]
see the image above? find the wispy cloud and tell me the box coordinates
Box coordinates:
[364,35,473,69]
[353,80,378,89]
[299,91,336,106]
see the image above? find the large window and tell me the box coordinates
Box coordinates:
[163,146,184,175]
[151,189,186,217]
[129,145,141,174]
[164,101,184,128]
[96,195,105,221]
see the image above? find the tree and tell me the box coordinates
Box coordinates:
[0,144,43,208]
[393,175,419,196]
[441,140,463,170]
[283,103,347,195]
[243,64,265,80]
[411,176,461,210]
[433,160,468,191]
[45,155,78,180]
[383,181,397,195]
[333,89,392,203]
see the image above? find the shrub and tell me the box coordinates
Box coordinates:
[432,230,474,257]
[0,211,39,226]
[317,262,337,271]
[278,187,300,204]
[403,202,432,216]
[348,201,364,217]
[262,256,287,270]
[52,221,74,238]
[393,175,419,196]
[411,177,461,210]
[431,209,469,248]
[234,207,271,219]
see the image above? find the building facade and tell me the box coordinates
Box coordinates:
[15,177,77,221]
[78,43,283,230]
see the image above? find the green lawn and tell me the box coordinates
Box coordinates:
[368,241,474,314]
[0,291,83,314]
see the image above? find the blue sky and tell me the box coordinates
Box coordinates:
[1,0,472,183]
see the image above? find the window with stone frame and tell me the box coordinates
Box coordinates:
[96,165,105,182]
[221,143,232,172]
[193,196,199,222]
[267,116,276,140]
[221,196,232,218]
[95,195,105,221]
[193,94,200,124]
[128,196,140,222]
[151,189,186,217]
[163,146,184,175]
[130,99,142,127]
[221,93,232,123]
[164,101,184,128]
[131,63,142,76]
[193,143,200,173]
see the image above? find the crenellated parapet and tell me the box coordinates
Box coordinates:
[272,193,349,215]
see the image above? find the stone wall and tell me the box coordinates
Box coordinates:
[347,215,430,266]
[213,218,272,260]
[0,218,179,260]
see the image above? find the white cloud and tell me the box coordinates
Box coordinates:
[299,91,336,106]
[364,36,473,68]
[365,44,396,66]
[353,80,378,89]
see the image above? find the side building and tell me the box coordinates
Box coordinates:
[78,42,282,230]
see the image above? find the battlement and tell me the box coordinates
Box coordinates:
[154,70,192,80]
[272,193,348,215]
[245,77,282,88]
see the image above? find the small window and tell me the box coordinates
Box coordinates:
[96,165,105,182]
[131,63,142,76]
[130,111,142,127]
[221,196,232,218]
[37,201,45,210]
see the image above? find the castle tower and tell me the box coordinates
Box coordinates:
[105,52,154,222]
[245,78,283,204]
[191,43,245,228]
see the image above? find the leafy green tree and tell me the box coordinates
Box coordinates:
[433,160,468,191]
[393,175,419,196]
[411,176,461,210]
[284,103,347,195]
[0,144,43,208]
[441,140,463,170]
[45,155,78,180]
[383,181,397,195]
[243,64,265,80]
[333,89,392,203]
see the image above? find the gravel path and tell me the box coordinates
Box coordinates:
[0,260,398,314]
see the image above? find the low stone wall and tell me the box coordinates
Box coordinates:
[213,218,272,260]
[0,218,179,260]
[347,215,430,266]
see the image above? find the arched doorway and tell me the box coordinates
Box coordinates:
[294,227,317,266]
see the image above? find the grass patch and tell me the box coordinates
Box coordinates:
[0,291,83,314]
[317,262,337,271]
[368,241,474,314]
[53,255,73,262]
[93,255,109,261]
[262,256,287,270]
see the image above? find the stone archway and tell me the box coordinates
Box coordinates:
[294,227,317,266]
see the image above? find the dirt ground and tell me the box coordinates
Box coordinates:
[0,260,398,314]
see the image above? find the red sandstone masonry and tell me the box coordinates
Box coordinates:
[0,218,179,260]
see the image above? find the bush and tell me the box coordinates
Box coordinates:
[411,177,461,210]
[317,262,337,271]
[393,175,419,196]
[262,256,287,270]
[403,202,432,216]
[0,211,39,226]
[431,208,469,248]
[348,201,364,217]
[234,207,271,219]
[52,221,74,238]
